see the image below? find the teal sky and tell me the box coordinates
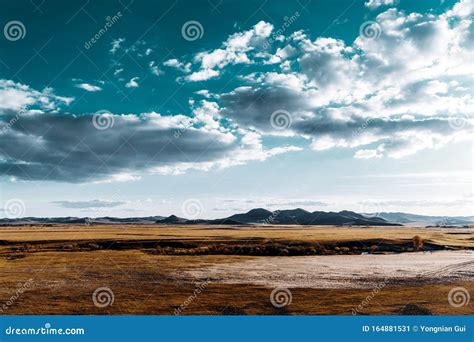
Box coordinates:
[0,0,472,218]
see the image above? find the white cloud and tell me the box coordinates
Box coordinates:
[0,79,73,111]
[185,69,219,82]
[365,0,397,9]
[178,21,274,82]
[149,61,162,76]
[110,38,125,54]
[76,83,102,92]
[197,2,474,159]
[125,77,139,88]
[163,59,191,73]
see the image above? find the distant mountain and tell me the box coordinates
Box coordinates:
[2,210,472,226]
[0,216,164,225]
[375,212,474,226]
[222,208,397,226]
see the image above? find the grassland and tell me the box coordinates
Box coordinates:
[0,225,472,315]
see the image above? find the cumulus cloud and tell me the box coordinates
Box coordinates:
[364,0,397,9]
[1,1,472,183]
[182,21,274,81]
[76,83,102,92]
[163,59,191,73]
[0,83,300,182]
[184,1,474,159]
[0,79,73,111]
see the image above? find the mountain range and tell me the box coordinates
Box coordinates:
[1,208,473,226]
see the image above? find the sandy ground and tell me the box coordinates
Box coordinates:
[178,250,474,289]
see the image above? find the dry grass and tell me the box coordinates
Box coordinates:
[0,225,472,315]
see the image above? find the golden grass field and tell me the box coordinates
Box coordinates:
[0,225,472,315]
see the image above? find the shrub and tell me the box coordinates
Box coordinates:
[412,235,424,250]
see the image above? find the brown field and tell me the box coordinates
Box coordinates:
[0,225,473,315]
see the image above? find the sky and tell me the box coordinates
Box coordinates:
[0,0,473,219]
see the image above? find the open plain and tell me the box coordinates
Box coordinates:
[0,225,472,315]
